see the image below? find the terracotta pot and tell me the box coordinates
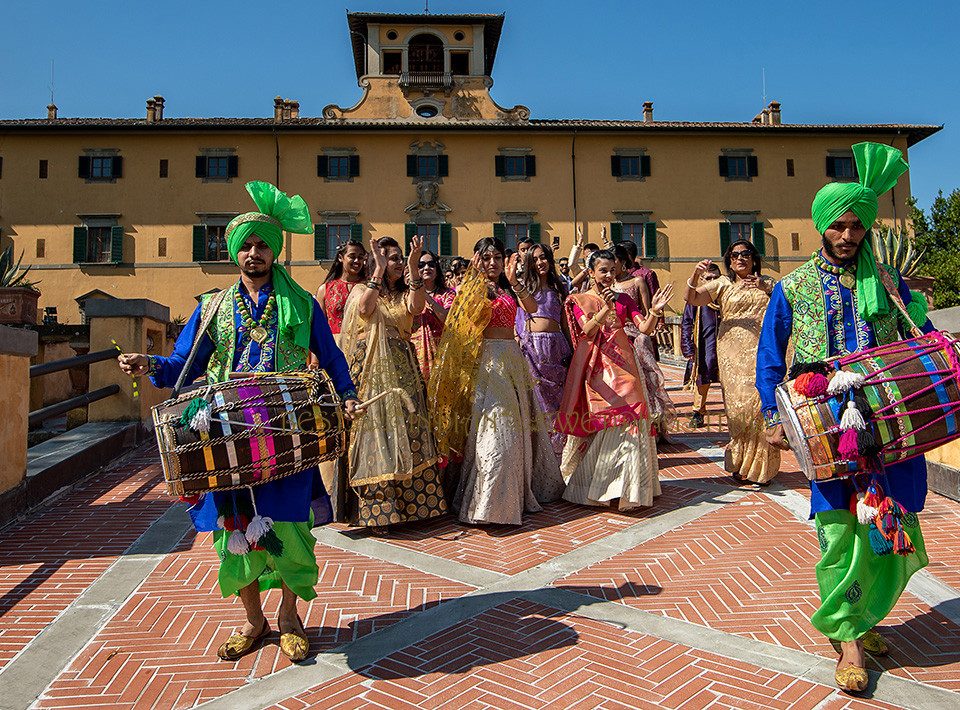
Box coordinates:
[0,288,40,325]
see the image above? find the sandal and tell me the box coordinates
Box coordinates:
[279,614,309,662]
[861,629,890,656]
[835,664,869,694]
[217,619,270,661]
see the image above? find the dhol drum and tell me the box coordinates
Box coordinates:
[776,332,960,481]
[153,371,345,496]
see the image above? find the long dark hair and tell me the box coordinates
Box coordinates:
[473,237,514,296]
[520,243,567,298]
[375,237,409,294]
[723,239,762,280]
[419,249,450,294]
[323,240,368,284]
[613,244,633,274]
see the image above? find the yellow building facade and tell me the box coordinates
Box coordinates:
[0,11,941,323]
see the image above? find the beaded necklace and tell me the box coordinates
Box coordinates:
[235,286,277,344]
[813,251,857,290]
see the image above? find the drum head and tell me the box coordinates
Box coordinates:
[775,384,816,481]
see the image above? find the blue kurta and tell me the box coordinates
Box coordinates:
[755,258,933,517]
[150,281,356,530]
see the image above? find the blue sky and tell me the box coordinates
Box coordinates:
[2,0,955,209]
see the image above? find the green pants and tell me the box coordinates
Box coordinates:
[213,519,319,601]
[812,509,927,642]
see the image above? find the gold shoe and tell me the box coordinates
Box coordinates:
[217,620,269,661]
[279,615,309,662]
[862,629,890,656]
[835,665,869,694]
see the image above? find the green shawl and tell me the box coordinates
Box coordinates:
[225,181,314,351]
[810,142,908,324]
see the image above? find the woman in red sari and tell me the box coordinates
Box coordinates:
[315,241,367,342]
[559,249,673,510]
[411,249,456,382]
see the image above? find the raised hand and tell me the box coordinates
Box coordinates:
[371,238,388,273]
[118,353,148,376]
[505,252,521,286]
[576,225,585,247]
[692,259,713,281]
[651,283,674,312]
[600,225,610,248]
[601,287,619,304]
[407,235,423,275]
[741,274,760,289]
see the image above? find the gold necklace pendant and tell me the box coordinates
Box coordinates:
[839,271,857,290]
[250,326,269,344]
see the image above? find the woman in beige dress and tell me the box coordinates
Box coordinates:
[685,239,780,484]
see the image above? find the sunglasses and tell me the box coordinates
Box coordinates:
[418,261,436,268]
[729,250,754,259]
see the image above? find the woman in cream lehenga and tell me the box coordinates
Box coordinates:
[339,236,447,528]
[430,237,565,525]
[559,249,672,510]
[685,239,780,484]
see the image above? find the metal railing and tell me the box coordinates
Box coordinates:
[399,71,453,90]
[29,347,120,427]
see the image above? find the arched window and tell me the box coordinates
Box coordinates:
[408,33,444,74]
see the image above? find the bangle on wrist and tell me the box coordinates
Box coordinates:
[686,279,697,289]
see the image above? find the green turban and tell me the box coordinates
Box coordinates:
[226,181,315,351]
[810,142,909,323]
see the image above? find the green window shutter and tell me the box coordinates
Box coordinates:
[640,155,651,177]
[644,222,658,259]
[529,223,541,243]
[195,156,206,178]
[314,224,328,260]
[73,226,88,263]
[495,155,505,177]
[317,155,328,177]
[718,156,729,177]
[610,155,621,177]
[193,225,207,262]
[110,226,124,264]
[747,155,759,177]
[349,155,360,177]
[610,222,623,244]
[438,154,449,177]
[227,155,239,178]
[112,156,123,178]
[525,155,536,177]
[78,156,90,179]
[439,223,453,255]
[404,223,416,252]
[406,155,417,177]
[825,156,836,177]
[719,222,731,255]
[349,222,363,243]
[752,221,766,256]
[493,222,506,242]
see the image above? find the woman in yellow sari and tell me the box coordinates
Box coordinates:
[685,239,780,484]
[558,249,672,510]
[339,236,446,528]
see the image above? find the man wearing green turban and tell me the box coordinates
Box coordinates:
[119,181,360,662]
[755,143,934,693]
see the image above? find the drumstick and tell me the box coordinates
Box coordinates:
[356,387,415,413]
[111,339,140,398]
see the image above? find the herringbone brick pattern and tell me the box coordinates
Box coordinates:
[918,491,960,591]
[368,485,704,575]
[0,447,171,669]
[557,492,960,692]
[35,535,473,709]
[272,598,843,710]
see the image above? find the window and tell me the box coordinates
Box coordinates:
[719,220,765,256]
[159,159,169,178]
[408,33,444,73]
[73,224,123,264]
[416,104,439,118]
[39,160,48,179]
[416,224,440,253]
[450,51,470,75]
[91,156,112,178]
[826,155,857,180]
[611,155,651,179]
[495,154,536,179]
[611,221,658,258]
[786,158,795,177]
[405,222,453,255]
[318,154,359,180]
[79,155,122,180]
[719,154,758,180]
[195,154,239,180]
[158,237,167,258]
[791,232,800,251]
[36,239,45,258]
[383,51,402,75]
[314,223,362,260]
[407,154,448,179]
[192,223,236,261]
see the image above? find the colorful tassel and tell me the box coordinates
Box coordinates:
[216,515,226,530]
[853,390,874,421]
[862,481,884,509]
[856,496,879,526]
[805,373,830,396]
[857,428,882,459]
[893,528,916,556]
[227,530,250,555]
[258,528,284,557]
[868,523,893,555]
[827,370,866,396]
[838,428,860,459]
[245,514,274,546]
[190,403,212,433]
[789,361,831,380]
[793,372,814,395]
[179,396,211,433]
[840,401,867,431]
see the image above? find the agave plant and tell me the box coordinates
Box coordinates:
[0,245,39,289]
[872,226,925,277]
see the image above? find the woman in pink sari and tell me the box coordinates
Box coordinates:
[411,249,455,382]
[559,249,673,510]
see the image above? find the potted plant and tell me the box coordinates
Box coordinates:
[872,226,933,303]
[0,246,41,325]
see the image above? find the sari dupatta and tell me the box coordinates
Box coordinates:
[428,268,491,460]
[557,292,647,437]
[339,287,415,486]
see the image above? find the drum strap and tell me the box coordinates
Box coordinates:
[875,262,923,339]
[172,288,230,397]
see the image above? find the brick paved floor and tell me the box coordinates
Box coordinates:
[1,367,958,709]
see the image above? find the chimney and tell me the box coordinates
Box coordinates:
[752,113,763,124]
[289,100,300,119]
[274,96,284,123]
[46,103,58,120]
[153,95,165,121]
[761,108,770,125]
[642,101,654,123]
[146,98,157,123]
[282,99,294,121]
[768,101,781,125]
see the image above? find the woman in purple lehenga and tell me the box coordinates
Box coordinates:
[515,243,573,458]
